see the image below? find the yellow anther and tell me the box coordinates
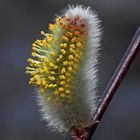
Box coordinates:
[56,58,60,62]
[49,62,55,67]
[44,67,48,73]
[71,37,77,43]
[32,43,37,47]
[25,66,34,70]
[61,67,66,74]
[29,78,34,84]
[62,36,68,42]
[44,84,48,89]
[55,18,60,23]
[75,54,80,59]
[69,44,75,49]
[54,65,58,69]
[60,43,67,48]
[32,52,37,57]
[46,43,51,48]
[76,42,82,47]
[36,79,41,85]
[36,39,41,43]
[39,68,44,73]
[27,58,32,63]
[48,84,54,88]
[63,61,68,66]
[47,33,53,37]
[44,58,49,63]
[34,75,39,79]
[48,76,56,81]
[60,49,66,55]
[49,23,55,31]
[30,71,37,76]
[50,51,56,56]
[60,81,65,85]
[52,84,57,88]
[41,31,46,35]
[58,87,64,92]
[32,47,37,52]
[68,54,74,60]
[59,75,66,80]
[69,48,75,54]
[68,61,74,66]
[51,71,56,75]
[42,79,47,85]
[58,55,63,59]
[47,36,53,42]
[68,66,73,72]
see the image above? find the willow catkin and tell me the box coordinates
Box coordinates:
[26,5,102,133]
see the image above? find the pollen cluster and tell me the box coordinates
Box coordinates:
[26,15,87,104]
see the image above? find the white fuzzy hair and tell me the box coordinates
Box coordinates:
[37,5,102,133]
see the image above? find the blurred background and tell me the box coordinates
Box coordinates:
[0,0,140,140]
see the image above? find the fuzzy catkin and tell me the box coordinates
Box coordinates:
[26,5,102,133]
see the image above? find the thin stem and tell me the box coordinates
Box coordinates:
[72,26,140,140]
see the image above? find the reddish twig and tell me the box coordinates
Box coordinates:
[72,26,140,140]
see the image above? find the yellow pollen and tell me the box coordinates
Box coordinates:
[68,61,74,66]
[62,36,69,42]
[58,87,64,92]
[60,81,65,85]
[60,43,67,48]
[55,17,60,23]
[32,43,37,47]
[36,79,41,85]
[47,36,53,42]
[50,71,56,75]
[49,62,55,67]
[40,31,46,36]
[69,44,75,49]
[60,49,66,55]
[48,76,56,81]
[68,66,73,72]
[61,67,66,74]
[50,51,56,56]
[32,52,37,57]
[49,23,55,31]
[58,55,63,60]
[76,42,82,47]
[68,55,74,60]
[63,61,68,66]
[59,75,66,80]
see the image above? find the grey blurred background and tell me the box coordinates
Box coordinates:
[0,0,140,140]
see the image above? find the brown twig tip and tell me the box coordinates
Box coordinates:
[71,26,140,140]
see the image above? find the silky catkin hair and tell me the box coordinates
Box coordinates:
[26,5,102,133]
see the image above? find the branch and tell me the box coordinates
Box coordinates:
[71,26,140,140]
